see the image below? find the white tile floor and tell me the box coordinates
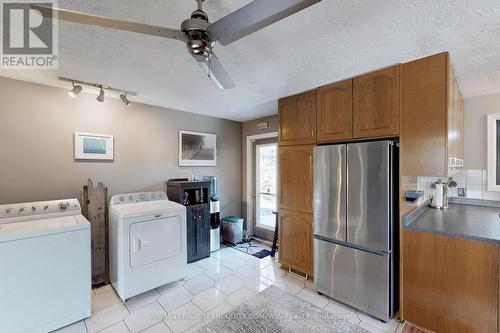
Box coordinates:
[53,246,405,333]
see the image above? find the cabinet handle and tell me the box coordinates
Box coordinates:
[311,129,315,137]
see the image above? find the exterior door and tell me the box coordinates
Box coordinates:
[253,139,277,240]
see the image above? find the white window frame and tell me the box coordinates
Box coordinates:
[487,113,500,191]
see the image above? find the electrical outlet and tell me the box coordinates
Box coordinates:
[458,188,467,198]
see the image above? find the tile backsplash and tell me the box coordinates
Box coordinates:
[416,169,499,205]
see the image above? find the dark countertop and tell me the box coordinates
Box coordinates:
[403,198,500,244]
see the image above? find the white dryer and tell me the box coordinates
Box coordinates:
[0,199,91,333]
[109,191,187,301]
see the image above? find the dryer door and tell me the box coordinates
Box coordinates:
[129,215,182,268]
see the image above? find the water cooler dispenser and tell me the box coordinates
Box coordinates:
[204,176,220,252]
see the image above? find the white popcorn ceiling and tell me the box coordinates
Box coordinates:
[1,0,500,121]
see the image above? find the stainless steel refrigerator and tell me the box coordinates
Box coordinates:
[313,140,398,322]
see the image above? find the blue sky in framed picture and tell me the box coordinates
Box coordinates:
[83,137,107,154]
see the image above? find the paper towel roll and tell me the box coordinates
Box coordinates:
[435,184,444,207]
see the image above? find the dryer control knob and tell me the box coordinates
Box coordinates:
[32,206,36,211]
[119,196,125,202]
[58,202,70,210]
[19,207,25,212]
[5,208,11,214]
[139,194,146,200]
[128,195,134,202]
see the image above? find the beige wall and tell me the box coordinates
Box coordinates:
[0,77,242,218]
[463,93,500,170]
[241,115,278,230]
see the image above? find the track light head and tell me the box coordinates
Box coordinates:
[120,93,131,106]
[68,83,82,98]
[97,87,105,102]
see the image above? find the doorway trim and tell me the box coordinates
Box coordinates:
[246,131,278,237]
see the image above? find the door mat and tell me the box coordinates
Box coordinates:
[224,239,271,255]
[252,249,271,259]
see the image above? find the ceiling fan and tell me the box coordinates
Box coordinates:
[33,0,322,89]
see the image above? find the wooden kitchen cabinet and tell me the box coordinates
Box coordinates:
[278,145,313,213]
[278,90,317,146]
[401,52,464,177]
[403,230,498,333]
[278,209,313,276]
[316,79,353,142]
[353,65,400,138]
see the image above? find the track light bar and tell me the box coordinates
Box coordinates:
[59,77,137,104]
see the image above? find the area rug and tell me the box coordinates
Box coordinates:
[196,286,368,333]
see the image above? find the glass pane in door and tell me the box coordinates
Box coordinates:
[256,143,277,230]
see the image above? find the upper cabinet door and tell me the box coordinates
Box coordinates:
[278,90,317,146]
[279,145,313,213]
[317,79,353,143]
[353,65,400,138]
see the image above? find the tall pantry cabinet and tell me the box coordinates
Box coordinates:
[278,90,316,277]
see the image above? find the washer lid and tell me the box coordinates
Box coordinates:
[110,200,185,219]
[0,215,90,242]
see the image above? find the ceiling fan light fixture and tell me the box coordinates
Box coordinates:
[97,86,105,103]
[43,0,323,90]
[68,82,82,98]
[120,93,131,106]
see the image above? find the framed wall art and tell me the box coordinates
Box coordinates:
[179,130,217,167]
[74,132,114,161]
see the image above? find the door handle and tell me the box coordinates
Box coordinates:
[136,237,143,251]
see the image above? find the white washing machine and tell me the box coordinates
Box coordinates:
[0,199,91,333]
[109,191,187,301]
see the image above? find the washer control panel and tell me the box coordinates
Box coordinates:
[0,199,81,219]
[111,191,167,205]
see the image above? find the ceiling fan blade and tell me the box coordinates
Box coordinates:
[197,53,235,89]
[208,0,321,46]
[31,5,188,42]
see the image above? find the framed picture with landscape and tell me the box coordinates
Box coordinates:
[74,132,114,161]
[179,130,217,167]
